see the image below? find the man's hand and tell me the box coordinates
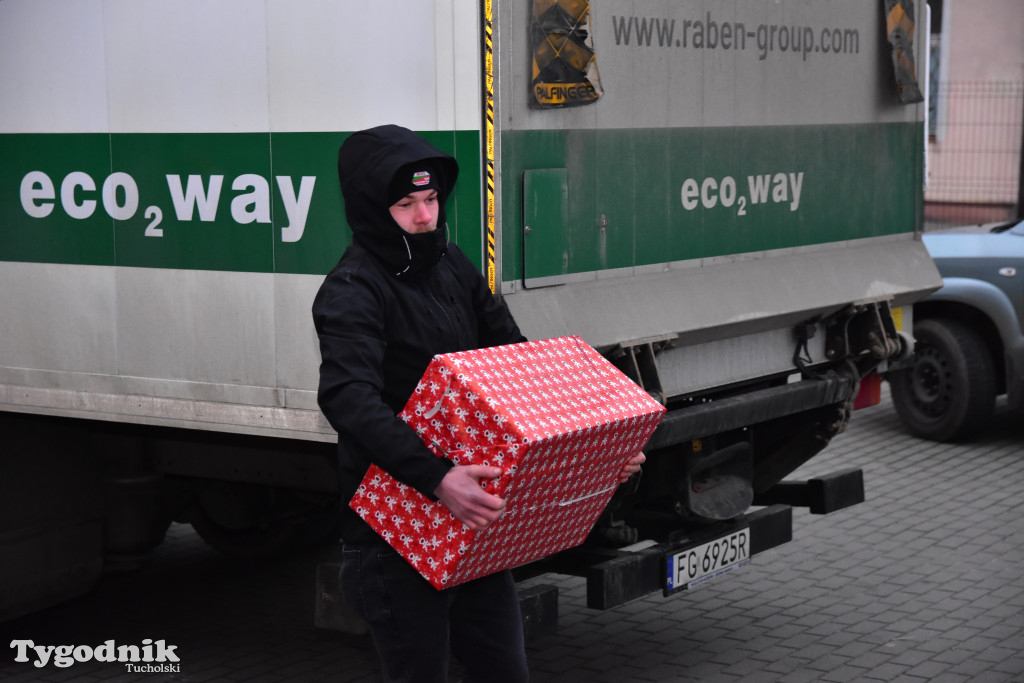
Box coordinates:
[433,465,506,531]
[618,451,646,484]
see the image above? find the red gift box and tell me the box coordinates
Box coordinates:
[350,336,665,589]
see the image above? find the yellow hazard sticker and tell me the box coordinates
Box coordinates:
[891,307,904,331]
[530,0,603,109]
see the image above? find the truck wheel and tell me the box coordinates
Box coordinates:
[889,318,996,441]
[187,483,338,559]
[190,504,340,559]
[191,514,304,559]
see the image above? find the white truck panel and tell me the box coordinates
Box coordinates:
[0,263,327,434]
[0,263,118,374]
[0,1,109,134]
[0,0,482,135]
[500,0,920,131]
[105,0,272,133]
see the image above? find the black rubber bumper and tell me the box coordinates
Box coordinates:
[646,373,856,450]
[584,504,793,610]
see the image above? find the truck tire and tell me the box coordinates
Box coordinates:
[190,503,340,559]
[889,318,996,441]
[187,483,339,559]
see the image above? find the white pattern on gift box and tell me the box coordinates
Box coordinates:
[351,337,665,589]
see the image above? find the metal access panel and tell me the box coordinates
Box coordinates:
[523,168,569,288]
[494,0,940,362]
[496,0,926,281]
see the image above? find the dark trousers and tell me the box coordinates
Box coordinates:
[340,541,529,683]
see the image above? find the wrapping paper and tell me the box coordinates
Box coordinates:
[350,336,665,589]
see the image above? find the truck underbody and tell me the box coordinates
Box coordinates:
[2,298,901,624]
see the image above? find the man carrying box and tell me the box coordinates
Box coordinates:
[313,125,644,683]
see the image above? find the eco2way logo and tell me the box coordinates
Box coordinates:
[20,170,316,243]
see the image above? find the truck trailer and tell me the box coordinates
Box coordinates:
[0,0,939,622]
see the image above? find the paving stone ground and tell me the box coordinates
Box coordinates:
[2,388,1022,682]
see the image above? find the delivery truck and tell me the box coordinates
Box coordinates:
[0,0,939,622]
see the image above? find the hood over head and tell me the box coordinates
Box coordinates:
[337,125,459,278]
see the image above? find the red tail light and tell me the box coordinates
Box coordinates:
[853,373,882,410]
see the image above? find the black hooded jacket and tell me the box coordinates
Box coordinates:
[312,125,525,542]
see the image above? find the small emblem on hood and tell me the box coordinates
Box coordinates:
[412,171,431,187]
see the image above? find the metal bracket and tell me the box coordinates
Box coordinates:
[823,300,902,365]
[753,467,865,515]
[608,335,676,404]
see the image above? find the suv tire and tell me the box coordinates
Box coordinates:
[889,317,996,441]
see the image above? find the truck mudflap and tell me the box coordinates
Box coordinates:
[567,467,864,610]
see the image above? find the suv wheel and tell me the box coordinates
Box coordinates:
[889,318,996,441]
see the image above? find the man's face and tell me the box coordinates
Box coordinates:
[389,189,439,234]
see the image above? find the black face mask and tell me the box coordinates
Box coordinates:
[354,220,450,279]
